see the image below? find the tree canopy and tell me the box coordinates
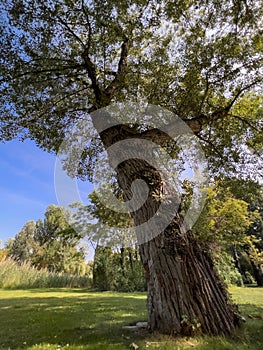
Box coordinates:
[0,0,262,178]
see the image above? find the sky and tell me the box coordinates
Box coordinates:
[0,139,93,246]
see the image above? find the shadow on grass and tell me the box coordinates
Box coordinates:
[0,290,262,350]
[0,291,147,350]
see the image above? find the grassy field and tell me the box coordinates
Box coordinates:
[0,287,262,350]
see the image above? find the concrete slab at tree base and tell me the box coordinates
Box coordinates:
[122,322,148,331]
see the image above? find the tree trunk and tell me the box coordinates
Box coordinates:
[251,261,263,287]
[232,245,243,275]
[139,228,240,335]
[116,159,240,336]
[120,247,125,275]
[128,248,134,272]
[96,122,241,336]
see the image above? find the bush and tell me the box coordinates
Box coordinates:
[0,258,92,289]
[214,250,244,287]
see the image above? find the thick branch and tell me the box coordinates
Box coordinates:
[105,38,131,98]
[82,49,102,104]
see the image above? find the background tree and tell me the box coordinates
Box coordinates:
[8,205,87,275]
[221,178,263,286]
[193,181,260,285]
[8,221,37,263]
[74,189,146,291]
[1,0,263,336]
[93,245,146,292]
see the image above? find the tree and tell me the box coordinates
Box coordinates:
[93,245,146,291]
[212,178,263,286]
[1,0,263,336]
[193,184,259,246]
[193,182,260,285]
[34,205,87,274]
[8,221,37,263]
[0,240,8,261]
[8,205,87,274]
[74,189,145,291]
[235,182,263,286]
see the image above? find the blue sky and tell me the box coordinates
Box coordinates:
[0,139,93,246]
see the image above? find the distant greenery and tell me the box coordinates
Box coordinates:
[6,204,88,275]
[93,246,146,292]
[0,258,91,289]
[0,287,262,350]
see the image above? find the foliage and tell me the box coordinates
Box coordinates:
[1,0,263,336]
[193,180,262,285]
[0,258,91,289]
[193,184,259,245]
[213,248,244,286]
[0,0,262,177]
[8,205,87,275]
[72,188,135,248]
[93,245,146,292]
[0,243,8,260]
[8,220,37,263]
[0,287,262,350]
[73,189,146,292]
[0,249,8,260]
[214,179,263,286]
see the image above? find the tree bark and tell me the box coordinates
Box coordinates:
[96,122,241,336]
[139,228,240,336]
[251,261,263,287]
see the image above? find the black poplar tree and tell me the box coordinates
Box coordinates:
[1,0,262,336]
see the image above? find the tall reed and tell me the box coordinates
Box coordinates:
[0,258,91,289]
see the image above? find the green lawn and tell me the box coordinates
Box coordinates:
[0,286,262,350]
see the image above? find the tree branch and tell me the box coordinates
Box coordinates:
[196,134,224,158]
[230,114,261,132]
[81,0,92,50]
[226,80,262,111]
[105,38,131,98]
[12,64,84,80]
[24,86,90,125]
[82,49,102,105]
[55,14,86,48]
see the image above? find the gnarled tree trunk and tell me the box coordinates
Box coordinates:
[97,122,241,336]
[139,229,240,335]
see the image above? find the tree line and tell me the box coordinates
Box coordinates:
[2,176,262,290]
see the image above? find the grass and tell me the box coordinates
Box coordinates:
[0,286,262,350]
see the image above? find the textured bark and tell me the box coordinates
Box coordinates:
[139,229,240,335]
[97,124,241,336]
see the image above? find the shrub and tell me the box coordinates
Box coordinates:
[214,250,244,287]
